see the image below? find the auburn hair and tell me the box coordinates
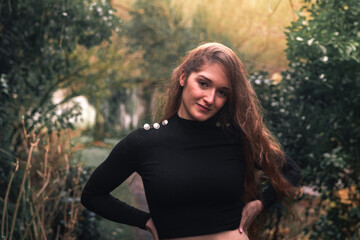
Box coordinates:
[158,42,297,239]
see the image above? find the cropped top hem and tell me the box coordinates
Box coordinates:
[159,225,240,239]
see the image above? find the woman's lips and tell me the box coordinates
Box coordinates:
[197,103,211,112]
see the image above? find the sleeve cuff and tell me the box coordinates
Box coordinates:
[139,212,152,230]
[260,186,278,208]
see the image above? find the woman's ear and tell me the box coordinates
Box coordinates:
[179,72,185,87]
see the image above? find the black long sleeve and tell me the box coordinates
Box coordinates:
[81,135,151,229]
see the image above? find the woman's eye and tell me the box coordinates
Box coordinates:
[218,90,228,97]
[198,81,207,87]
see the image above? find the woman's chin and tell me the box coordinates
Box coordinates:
[192,112,213,121]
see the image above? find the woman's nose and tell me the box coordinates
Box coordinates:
[203,89,215,105]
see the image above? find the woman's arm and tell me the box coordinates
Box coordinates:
[146,218,159,240]
[261,156,302,208]
[239,199,263,235]
[239,156,301,233]
[81,132,151,229]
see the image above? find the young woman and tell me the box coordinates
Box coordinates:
[81,42,302,240]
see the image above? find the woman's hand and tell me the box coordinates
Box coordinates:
[239,200,264,235]
[146,218,159,240]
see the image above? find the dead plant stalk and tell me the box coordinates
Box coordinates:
[9,139,40,240]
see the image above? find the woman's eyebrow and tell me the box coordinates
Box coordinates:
[220,86,230,92]
[198,74,212,82]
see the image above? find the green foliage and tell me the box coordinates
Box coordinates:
[284,0,360,189]
[0,0,121,152]
[0,0,121,239]
[122,0,194,84]
[253,0,360,238]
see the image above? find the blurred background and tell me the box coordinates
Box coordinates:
[1,0,359,239]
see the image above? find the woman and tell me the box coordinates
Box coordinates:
[81,43,301,240]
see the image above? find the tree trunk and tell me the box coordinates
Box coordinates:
[93,97,105,142]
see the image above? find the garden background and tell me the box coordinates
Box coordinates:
[1,0,359,239]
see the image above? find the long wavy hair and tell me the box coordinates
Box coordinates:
[158,42,298,238]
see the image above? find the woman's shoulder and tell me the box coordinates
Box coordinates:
[124,120,172,147]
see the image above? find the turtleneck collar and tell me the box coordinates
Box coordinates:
[170,113,220,132]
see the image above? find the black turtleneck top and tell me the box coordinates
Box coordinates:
[81,114,301,239]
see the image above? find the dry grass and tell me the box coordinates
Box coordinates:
[1,124,85,240]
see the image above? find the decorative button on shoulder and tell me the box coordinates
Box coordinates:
[143,120,168,130]
[143,123,151,130]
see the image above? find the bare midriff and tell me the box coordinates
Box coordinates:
[162,229,249,240]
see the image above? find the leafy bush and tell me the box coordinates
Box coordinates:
[252,0,360,239]
[1,1,120,237]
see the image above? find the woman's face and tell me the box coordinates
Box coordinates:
[178,63,230,121]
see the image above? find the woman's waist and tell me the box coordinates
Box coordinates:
[151,203,244,239]
[152,213,243,239]
[162,229,249,240]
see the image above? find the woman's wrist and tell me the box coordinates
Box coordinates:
[254,199,264,213]
[146,218,159,240]
[145,218,152,230]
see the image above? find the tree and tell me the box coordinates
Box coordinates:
[0,0,121,153]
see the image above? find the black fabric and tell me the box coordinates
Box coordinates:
[81,114,301,239]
